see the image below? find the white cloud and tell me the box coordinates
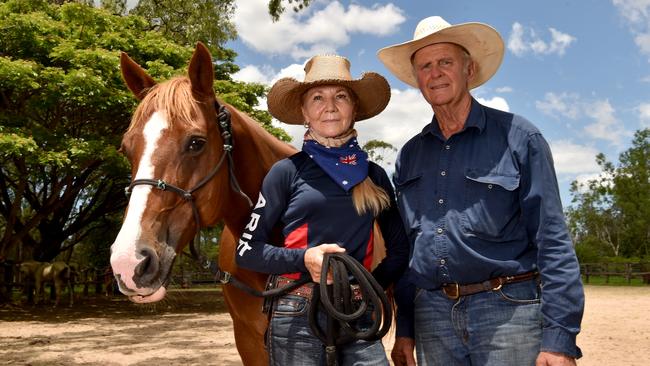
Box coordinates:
[233,0,405,60]
[638,102,650,127]
[613,0,650,60]
[507,22,576,57]
[476,96,510,112]
[613,0,650,24]
[233,62,307,84]
[495,86,513,93]
[536,92,629,146]
[232,65,274,84]
[548,140,600,174]
[536,92,581,120]
[583,100,627,146]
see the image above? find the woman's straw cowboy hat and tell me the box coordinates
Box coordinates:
[377,16,504,89]
[267,55,390,125]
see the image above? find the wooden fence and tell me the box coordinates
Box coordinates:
[580,262,650,284]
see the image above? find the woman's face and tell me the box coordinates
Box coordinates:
[301,85,356,138]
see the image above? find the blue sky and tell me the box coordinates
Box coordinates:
[225,0,650,207]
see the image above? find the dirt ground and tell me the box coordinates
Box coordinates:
[0,285,648,366]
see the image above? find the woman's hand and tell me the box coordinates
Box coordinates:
[304,244,346,283]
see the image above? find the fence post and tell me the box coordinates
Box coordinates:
[583,264,590,284]
[625,263,632,284]
[605,263,609,284]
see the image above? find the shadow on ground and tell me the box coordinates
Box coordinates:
[0,287,228,322]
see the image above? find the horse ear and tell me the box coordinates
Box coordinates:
[188,42,215,99]
[120,52,156,100]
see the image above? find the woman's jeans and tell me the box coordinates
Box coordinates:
[267,294,389,366]
[414,279,543,366]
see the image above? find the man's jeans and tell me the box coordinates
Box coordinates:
[267,294,389,366]
[414,279,543,366]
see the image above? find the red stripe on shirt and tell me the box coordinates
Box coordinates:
[283,223,308,279]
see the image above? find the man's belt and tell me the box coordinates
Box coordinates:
[275,276,364,301]
[441,271,539,300]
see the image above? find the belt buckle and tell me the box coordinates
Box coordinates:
[442,283,460,300]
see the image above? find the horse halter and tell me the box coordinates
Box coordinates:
[124,101,253,252]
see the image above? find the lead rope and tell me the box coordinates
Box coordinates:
[308,253,392,366]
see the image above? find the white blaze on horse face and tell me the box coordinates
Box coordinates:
[110,112,168,292]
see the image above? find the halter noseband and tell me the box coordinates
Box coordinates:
[124,101,253,248]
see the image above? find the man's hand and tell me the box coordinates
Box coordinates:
[536,351,576,366]
[391,336,416,366]
[304,244,345,283]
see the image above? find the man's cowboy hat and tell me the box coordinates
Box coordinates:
[267,55,390,125]
[377,16,504,89]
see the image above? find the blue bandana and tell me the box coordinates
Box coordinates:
[302,137,369,192]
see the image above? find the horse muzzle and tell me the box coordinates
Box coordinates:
[110,242,176,303]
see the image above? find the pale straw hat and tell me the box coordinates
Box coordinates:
[267,55,391,125]
[377,16,504,89]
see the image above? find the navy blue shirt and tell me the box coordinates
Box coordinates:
[237,151,409,289]
[394,99,584,357]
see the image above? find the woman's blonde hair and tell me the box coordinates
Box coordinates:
[352,177,390,216]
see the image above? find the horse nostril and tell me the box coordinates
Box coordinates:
[134,247,160,287]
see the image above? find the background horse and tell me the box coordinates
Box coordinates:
[110,43,295,366]
[19,260,74,307]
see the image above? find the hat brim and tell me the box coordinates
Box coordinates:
[377,22,504,89]
[267,72,391,125]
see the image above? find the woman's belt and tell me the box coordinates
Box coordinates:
[275,276,364,301]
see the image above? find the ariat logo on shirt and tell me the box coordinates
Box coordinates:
[237,193,266,256]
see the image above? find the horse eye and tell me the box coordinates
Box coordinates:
[186,137,206,153]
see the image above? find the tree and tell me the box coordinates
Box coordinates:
[130,0,238,80]
[363,139,397,165]
[567,129,650,259]
[0,0,285,262]
[268,0,311,22]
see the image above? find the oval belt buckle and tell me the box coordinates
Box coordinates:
[443,283,460,300]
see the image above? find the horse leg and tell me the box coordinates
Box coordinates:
[53,279,62,307]
[223,285,268,366]
[34,279,42,306]
[68,278,74,306]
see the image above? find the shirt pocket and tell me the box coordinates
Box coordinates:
[462,168,521,240]
[394,173,423,233]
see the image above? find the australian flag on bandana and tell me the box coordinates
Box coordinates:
[302,137,369,192]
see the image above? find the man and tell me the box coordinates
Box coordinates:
[377,16,584,366]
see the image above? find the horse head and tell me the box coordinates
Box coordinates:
[110,43,237,303]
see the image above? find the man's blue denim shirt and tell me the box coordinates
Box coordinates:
[393,98,584,358]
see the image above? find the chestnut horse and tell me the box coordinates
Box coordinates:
[110,43,295,365]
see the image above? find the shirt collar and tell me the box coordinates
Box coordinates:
[421,98,486,140]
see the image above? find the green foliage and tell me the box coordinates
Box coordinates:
[568,129,650,261]
[363,139,397,165]
[130,0,238,80]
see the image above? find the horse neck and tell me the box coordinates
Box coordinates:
[220,107,295,234]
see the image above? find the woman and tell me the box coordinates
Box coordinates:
[236,55,409,365]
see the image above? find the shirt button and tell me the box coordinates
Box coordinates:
[438,198,444,204]
[440,171,446,176]
[445,145,451,150]
[488,184,493,189]
[440,259,446,265]
[436,228,443,234]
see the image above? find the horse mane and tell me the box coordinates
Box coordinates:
[226,106,297,168]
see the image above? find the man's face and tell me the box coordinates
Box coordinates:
[412,43,474,107]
